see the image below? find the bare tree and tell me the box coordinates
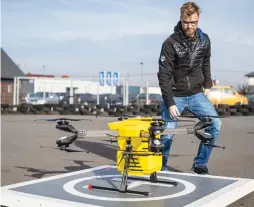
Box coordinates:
[237,83,249,95]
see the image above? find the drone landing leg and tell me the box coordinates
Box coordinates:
[118,151,150,196]
[150,172,178,185]
[204,143,226,149]
[126,172,178,186]
[89,139,150,196]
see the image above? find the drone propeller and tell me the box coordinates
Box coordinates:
[178,108,222,119]
[176,115,222,119]
[106,133,117,138]
[123,114,143,118]
[140,118,196,123]
[34,118,92,121]
[117,113,146,120]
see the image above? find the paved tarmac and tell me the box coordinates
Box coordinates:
[1,114,254,206]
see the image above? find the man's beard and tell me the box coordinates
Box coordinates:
[183,28,196,37]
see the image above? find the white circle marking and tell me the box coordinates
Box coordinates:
[63,174,196,201]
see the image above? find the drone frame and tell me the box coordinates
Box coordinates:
[35,117,91,149]
[89,119,178,196]
[88,111,225,196]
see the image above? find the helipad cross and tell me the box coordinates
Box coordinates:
[110,177,175,189]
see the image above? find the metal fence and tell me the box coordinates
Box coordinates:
[12,76,162,106]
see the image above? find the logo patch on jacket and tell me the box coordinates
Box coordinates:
[160,55,165,61]
[174,43,188,57]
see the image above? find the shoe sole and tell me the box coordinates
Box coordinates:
[190,170,210,175]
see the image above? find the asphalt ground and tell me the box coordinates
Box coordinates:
[1,114,254,207]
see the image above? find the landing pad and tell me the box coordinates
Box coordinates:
[1,165,254,207]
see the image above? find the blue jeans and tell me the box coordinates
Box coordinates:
[160,92,221,170]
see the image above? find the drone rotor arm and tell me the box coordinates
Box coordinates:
[159,128,194,135]
[82,130,119,138]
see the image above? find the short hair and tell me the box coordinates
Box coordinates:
[180,1,201,18]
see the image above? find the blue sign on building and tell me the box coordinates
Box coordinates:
[106,71,112,86]
[113,72,120,86]
[99,71,105,86]
[99,71,119,86]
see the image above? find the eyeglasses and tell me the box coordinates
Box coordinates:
[182,21,198,26]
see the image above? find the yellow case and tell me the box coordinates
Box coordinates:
[108,117,163,176]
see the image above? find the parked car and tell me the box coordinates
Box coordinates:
[99,93,123,105]
[57,92,95,105]
[246,94,254,104]
[136,93,162,105]
[78,93,97,104]
[56,92,67,102]
[27,92,59,105]
[21,93,33,103]
[207,85,249,106]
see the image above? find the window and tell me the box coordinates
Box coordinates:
[224,88,234,96]
[149,94,162,101]
[7,82,12,93]
[138,94,146,100]
[208,88,221,97]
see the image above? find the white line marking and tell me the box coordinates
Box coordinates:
[0,189,102,207]
[0,165,109,189]
[1,165,254,206]
[63,174,196,201]
[184,179,254,207]
[109,165,253,181]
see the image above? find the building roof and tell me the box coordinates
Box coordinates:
[1,48,26,79]
[27,73,55,78]
[245,71,254,77]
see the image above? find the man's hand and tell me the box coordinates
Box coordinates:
[204,89,210,96]
[169,105,180,119]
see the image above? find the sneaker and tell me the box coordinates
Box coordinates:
[191,166,209,175]
[161,166,169,171]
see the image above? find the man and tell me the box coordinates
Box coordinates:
[157,1,221,174]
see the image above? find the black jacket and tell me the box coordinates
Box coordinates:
[157,21,213,108]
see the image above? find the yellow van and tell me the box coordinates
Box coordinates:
[207,85,249,106]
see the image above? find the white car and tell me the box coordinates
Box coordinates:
[27,92,59,105]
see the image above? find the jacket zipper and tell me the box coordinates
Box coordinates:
[187,39,200,93]
[187,75,190,91]
[188,50,194,93]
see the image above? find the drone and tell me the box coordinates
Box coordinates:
[35,117,92,150]
[35,109,225,196]
[87,110,226,196]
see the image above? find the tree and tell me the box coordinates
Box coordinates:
[237,83,249,95]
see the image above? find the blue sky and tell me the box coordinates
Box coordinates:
[2,0,254,87]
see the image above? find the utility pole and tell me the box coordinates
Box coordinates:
[140,62,143,87]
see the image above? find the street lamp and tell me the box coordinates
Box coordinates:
[140,62,143,86]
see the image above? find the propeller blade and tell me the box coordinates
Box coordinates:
[106,133,117,138]
[66,118,92,121]
[176,115,222,119]
[140,118,196,123]
[35,118,59,121]
[178,108,222,119]
[35,118,92,121]
[123,114,143,118]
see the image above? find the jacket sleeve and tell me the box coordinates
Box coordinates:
[157,39,175,108]
[202,35,213,89]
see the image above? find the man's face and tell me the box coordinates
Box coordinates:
[181,13,199,37]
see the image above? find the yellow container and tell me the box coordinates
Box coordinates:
[108,117,163,176]
[116,150,162,176]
